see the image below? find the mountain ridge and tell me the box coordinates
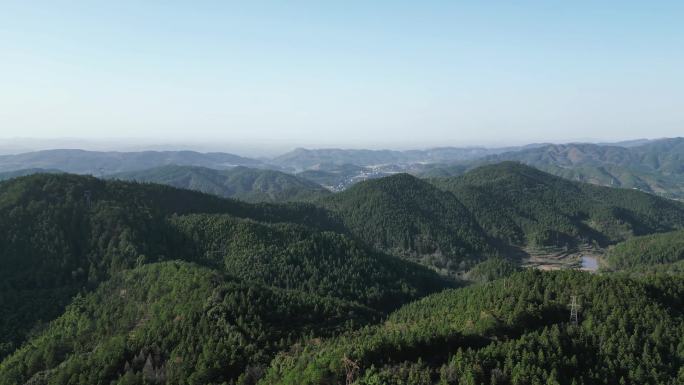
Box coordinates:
[109,165,330,203]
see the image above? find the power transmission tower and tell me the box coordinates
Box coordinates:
[341,356,359,385]
[569,295,580,325]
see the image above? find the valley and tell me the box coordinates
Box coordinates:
[520,245,603,272]
[0,160,683,384]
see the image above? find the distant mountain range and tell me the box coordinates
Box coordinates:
[0,137,681,199]
[423,137,684,199]
[0,149,264,174]
[272,145,546,171]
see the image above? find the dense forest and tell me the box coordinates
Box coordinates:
[0,262,381,385]
[316,163,684,274]
[1,163,683,384]
[260,270,684,385]
[432,162,684,248]
[319,173,497,273]
[0,173,345,361]
[604,229,684,270]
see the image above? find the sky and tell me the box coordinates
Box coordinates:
[1,1,683,152]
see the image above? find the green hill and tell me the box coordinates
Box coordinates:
[432,162,684,248]
[605,229,684,270]
[260,270,684,385]
[319,173,497,273]
[0,173,448,361]
[0,262,380,385]
[109,165,330,203]
[3,165,684,385]
[480,138,684,199]
[168,214,452,310]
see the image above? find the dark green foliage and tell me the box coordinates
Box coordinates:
[0,262,379,385]
[110,165,330,203]
[319,173,497,272]
[168,214,451,310]
[433,162,684,248]
[261,270,684,385]
[0,173,339,357]
[3,166,684,385]
[605,229,684,269]
[466,257,521,282]
[0,173,447,365]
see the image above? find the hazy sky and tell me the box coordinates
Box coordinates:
[1,1,683,149]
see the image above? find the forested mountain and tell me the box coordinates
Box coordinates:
[0,149,264,175]
[0,262,380,385]
[261,270,684,385]
[168,214,451,310]
[605,229,684,270]
[1,139,681,197]
[0,173,333,359]
[432,162,684,248]
[2,164,684,385]
[0,173,448,369]
[109,165,330,203]
[315,163,684,274]
[476,138,684,199]
[319,173,497,273]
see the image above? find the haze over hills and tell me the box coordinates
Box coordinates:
[423,138,684,199]
[0,168,62,181]
[271,146,537,171]
[0,149,265,175]
[109,165,330,203]
[1,138,681,198]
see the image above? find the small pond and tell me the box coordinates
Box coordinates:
[581,256,599,272]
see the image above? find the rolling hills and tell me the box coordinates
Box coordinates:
[472,138,684,199]
[109,165,330,203]
[2,162,684,384]
[0,149,264,175]
[315,162,684,275]
[0,173,448,364]
[0,168,62,181]
[319,173,497,273]
[432,162,684,249]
